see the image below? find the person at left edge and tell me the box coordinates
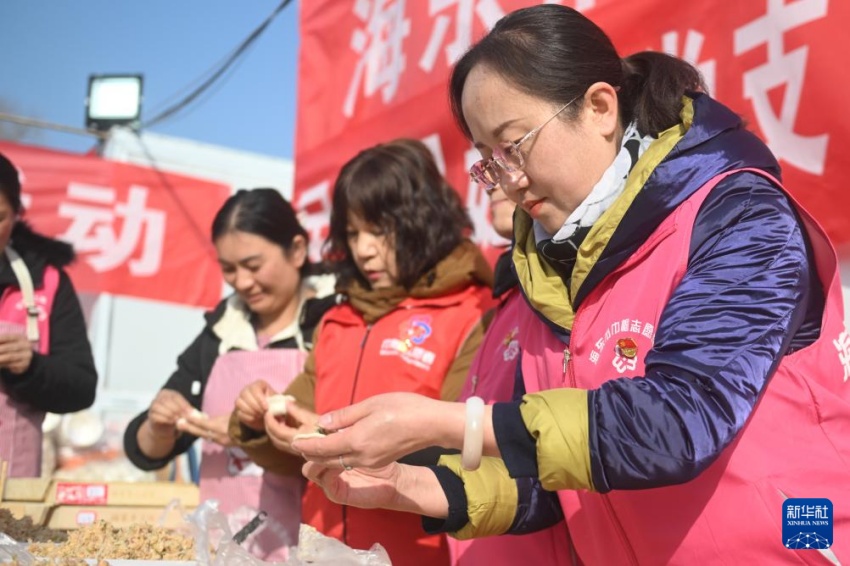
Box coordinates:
[0,151,98,478]
[123,189,335,560]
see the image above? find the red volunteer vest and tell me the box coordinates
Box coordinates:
[304,283,492,566]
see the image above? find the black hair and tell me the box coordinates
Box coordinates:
[0,151,23,213]
[0,151,75,266]
[326,138,472,290]
[211,188,311,278]
[449,4,705,138]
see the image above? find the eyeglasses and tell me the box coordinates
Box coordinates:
[469,93,582,194]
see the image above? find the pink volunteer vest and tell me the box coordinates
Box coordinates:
[452,289,574,566]
[0,263,59,478]
[521,170,850,565]
[200,348,307,561]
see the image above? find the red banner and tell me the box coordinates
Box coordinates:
[0,141,230,308]
[293,0,850,260]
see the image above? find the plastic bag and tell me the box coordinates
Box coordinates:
[287,524,392,566]
[185,501,392,565]
[0,532,33,565]
[186,500,275,565]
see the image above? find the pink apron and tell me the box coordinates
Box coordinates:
[199,348,307,561]
[0,257,59,478]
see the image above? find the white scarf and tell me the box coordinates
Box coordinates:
[534,122,654,245]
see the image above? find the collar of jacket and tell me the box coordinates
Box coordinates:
[513,97,694,332]
[0,233,74,289]
[492,248,518,299]
[210,294,310,355]
[339,239,493,324]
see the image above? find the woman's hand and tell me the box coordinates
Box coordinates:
[302,460,406,510]
[147,389,192,435]
[138,389,192,459]
[265,400,320,455]
[303,460,448,518]
[177,411,232,447]
[0,333,34,374]
[291,392,463,469]
[234,379,275,432]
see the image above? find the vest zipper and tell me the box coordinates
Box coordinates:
[470,305,500,396]
[565,307,582,388]
[343,323,372,545]
[602,495,639,565]
[562,348,571,381]
[348,324,372,405]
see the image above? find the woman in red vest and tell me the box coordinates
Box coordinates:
[0,151,97,478]
[292,5,850,565]
[231,138,494,565]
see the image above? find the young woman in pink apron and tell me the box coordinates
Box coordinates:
[0,151,97,478]
[124,189,334,560]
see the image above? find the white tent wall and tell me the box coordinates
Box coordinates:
[71,129,294,479]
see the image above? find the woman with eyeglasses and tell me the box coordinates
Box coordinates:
[229,139,494,564]
[291,4,850,564]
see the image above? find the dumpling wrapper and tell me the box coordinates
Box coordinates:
[267,394,296,416]
[292,431,327,441]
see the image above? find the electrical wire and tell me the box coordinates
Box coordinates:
[0,112,106,139]
[142,0,294,129]
[130,129,216,253]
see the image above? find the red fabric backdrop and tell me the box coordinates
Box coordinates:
[0,141,230,308]
[293,0,850,261]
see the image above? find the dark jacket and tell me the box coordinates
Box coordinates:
[0,226,97,413]
[123,294,335,471]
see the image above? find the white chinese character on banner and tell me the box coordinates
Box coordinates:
[420,133,447,174]
[733,0,829,175]
[834,330,850,382]
[419,0,505,73]
[21,193,32,210]
[58,183,165,276]
[543,0,597,10]
[296,181,332,263]
[464,145,509,247]
[344,0,411,118]
[662,29,716,95]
